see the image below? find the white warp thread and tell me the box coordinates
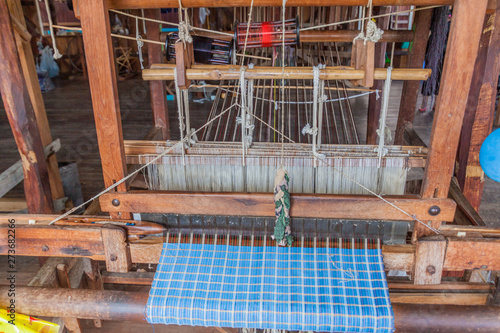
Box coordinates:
[376,66,393,168]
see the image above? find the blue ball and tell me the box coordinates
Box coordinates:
[480,128,500,182]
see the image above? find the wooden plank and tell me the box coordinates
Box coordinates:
[382,244,415,272]
[56,264,71,288]
[457,2,500,210]
[418,0,488,239]
[102,271,155,285]
[0,225,105,259]
[394,7,433,145]
[100,191,456,222]
[414,236,446,285]
[366,6,390,145]
[7,0,66,202]
[388,281,493,291]
[144,9,170,140]
[107,0,455,9]
[449,177,486,226]
[390,292,488,305]
[101,225,132,273]
[28,257,66,288]
[0,0,54,214]
[0,198,27,212]
[444,238,500,270]
[79,0,131,220]
[0,139,61,199]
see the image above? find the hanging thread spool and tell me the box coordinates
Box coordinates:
[234,16,300,49]
[166,33,233,65]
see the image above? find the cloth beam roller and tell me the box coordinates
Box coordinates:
[146,234,395,332]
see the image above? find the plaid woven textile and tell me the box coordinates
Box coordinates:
[147,235,394,332]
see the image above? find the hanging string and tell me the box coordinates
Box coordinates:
[35,0,45,36]
[177,0,193,44]
[353,0,384,44]
[173,67,187,165]
[43,0,62,59]
[376,42,396,168]
[136,16,145,69]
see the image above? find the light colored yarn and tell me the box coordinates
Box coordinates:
[136,17,145,69]
[353,0,384,44]
[375,67,393,167]
[43,0,62,59]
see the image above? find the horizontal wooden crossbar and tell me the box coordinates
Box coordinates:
[100,191,456,222]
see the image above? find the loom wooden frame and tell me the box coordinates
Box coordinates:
[1,0,500,330]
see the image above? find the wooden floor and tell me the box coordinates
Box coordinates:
[0,76,499,332]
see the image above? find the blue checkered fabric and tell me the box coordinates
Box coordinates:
[147,235,394,332]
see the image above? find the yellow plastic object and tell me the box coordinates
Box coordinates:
[0,308,60,333]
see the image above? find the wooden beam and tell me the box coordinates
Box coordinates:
[448,177,486,226]
[79,0,131,219]
[394,7,434,145]
[144,9,170,140]
[390,292,489,305]
[414,235,446,284]
[100,191,457,222]
[101,225,132,273]
[0,0,54,214]
[0,139,61,199]
[107,0,454,9]
[143,65,432,81]
[417,0,488,239]
[7,0,66,202]
[444,237,500,271]
[456,2,500,210]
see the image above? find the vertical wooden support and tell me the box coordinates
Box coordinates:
[457,3,500,211]
[366,7,390,144]
[84,260,104,328]
[414,235,446,284]
[416,0,488,239]
[79,0,131,219]
[7,0,66,203]
[144,9,171,140]
[175,41,194,89]
[0,0,54,214]
[394,8,433,145]
[351,40,375,88]
[101,225,132,273]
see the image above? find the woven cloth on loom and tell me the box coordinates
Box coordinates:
[146,236,394,333]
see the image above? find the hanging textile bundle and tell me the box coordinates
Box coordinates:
[235,16,300,49]
[273,168,293,246]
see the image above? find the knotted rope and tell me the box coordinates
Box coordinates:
[177,0,193,44]
[303,64,326,165]
[353,0,384,44]
[136,16,145,69]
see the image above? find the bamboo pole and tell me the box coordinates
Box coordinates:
[143,65,431,81]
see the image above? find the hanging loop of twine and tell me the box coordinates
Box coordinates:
[177,0,193,44]
[353,0,384,44]
[136,17,145,69]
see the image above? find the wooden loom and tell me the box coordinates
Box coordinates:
[1,0,500,332]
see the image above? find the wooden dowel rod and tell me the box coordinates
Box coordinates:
[143,66,431,81]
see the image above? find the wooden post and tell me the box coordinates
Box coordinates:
[79,0,131,219]
[413,235,446,284]
[457,2,500,211]
[366,7,390,145]
[102,225,132,273]
[7,0,66,203]
[144,9,171,140]
[0,0,54,214]
[416,0,488,239]
[393,8,433,145]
